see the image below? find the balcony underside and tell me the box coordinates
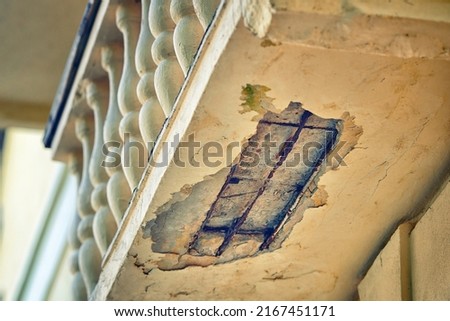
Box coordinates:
[92,3,450,300]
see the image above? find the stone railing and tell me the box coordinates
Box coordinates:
[48,0,220,300]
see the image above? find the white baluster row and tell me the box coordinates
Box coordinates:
[68,153,87,300]
[149,0,184,116]
[137,0,165,151]
[74,113,102,296]
[117,3,144,190]
[102,45,131,225]
[67,0,221,299]
[85,80,118,256]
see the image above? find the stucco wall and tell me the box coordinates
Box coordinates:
[410,181,450,300]
[358,181,449,300]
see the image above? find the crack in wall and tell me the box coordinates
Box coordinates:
[371,116,431,197]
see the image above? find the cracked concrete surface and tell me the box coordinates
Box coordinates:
[102,16,449,300]
[144,103,359,270]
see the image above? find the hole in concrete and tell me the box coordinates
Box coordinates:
[146,101,361,270]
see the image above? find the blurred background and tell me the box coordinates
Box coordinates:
[0,0,86,300]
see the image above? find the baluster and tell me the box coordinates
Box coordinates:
[149,0,184,116]
[75,113,102,297]
[170,0,203,75]
[136,0,165,150]
[85,80,118,256]
[117,2,146,190]
[193,0,220,30]
[68,153,87,301]
[101,45,131,225]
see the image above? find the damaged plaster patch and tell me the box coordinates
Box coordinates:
[144,168,229,255]
[145,102,362,270]
[242,0,274,38]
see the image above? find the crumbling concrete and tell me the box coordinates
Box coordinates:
[145,102,360,270]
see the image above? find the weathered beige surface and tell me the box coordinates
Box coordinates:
[272,0,450,23]
[268,10,450,60]
[271,0,342,15]
[410,181,450,300]
[74,1,450,300]
[360,182,450,301]
[348,0,450,23]
[103,16,450,299]
[358,228,403,300]
[358,224,413,300]
[146,104,347,270]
